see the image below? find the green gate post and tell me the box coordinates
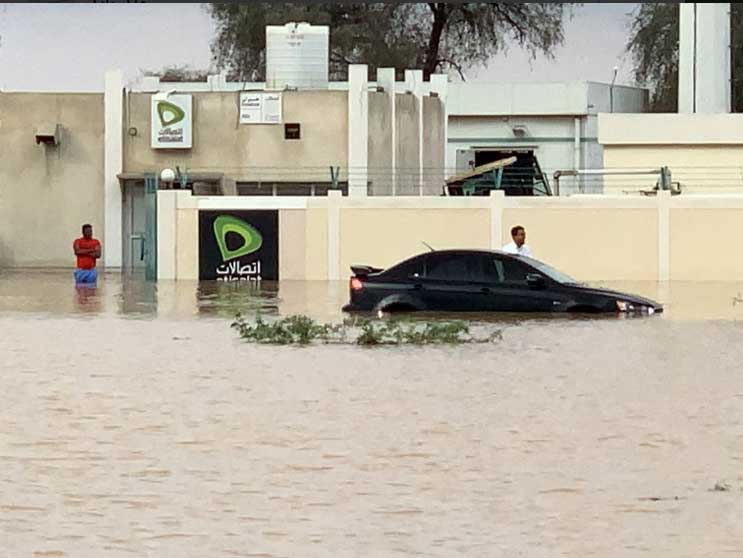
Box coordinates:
[143,173,158,281]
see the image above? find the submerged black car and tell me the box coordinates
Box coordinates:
[342,250,662,315]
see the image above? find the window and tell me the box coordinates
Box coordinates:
[284,123,301,140]
[475,255,530,283]
[501,258,529,282]
[384,255,425,280]
[426,254,472,282]
[519,256,577,284]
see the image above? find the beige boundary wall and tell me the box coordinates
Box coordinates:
[158,190,743,282]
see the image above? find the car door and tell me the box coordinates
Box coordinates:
[373,254,427,305]
[482,255,559,312]
[419,253,485,311]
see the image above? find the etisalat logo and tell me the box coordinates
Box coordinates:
[213,216,263,280]
[157,100,185,127]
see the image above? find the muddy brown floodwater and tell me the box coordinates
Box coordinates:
[1,270,743,557]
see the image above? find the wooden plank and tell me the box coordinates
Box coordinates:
[445,156,517,184]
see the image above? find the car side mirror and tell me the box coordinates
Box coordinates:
[526,273,545,289]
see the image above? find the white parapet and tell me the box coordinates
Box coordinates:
[348,64,369,197]
[377,68,397,195]
[405,69,424,195]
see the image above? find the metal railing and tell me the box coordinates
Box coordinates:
[148,164,743,197]
[553,167,674,196]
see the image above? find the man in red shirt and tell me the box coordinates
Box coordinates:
[73,224,102,284]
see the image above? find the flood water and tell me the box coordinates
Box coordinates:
[2,270,743,557]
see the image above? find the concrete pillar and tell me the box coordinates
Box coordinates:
[679,3,731,113]
[430,73,449,184]
[678,4,695,114]
[104,69,124,268]
[489,190,505,250]
[348,64,369,197]
[327,190,342,280]
[377,68,397,195]
[574,117,582,193]
[157,190,177,280]
[657,190,671,281]
[405,69,424,195]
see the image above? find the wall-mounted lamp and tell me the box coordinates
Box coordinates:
[511,124,529,138]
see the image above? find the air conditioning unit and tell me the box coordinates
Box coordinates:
[35,124,62,146]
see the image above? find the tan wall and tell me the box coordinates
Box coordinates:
[175,209,199,280]
[670,209,743,280]
[502,208,659,280]
[279,210,306,280]
[0,93,105,267]
[603,146,743,194]
[339,208,490,277]
[163,191,743,283]
[124,90,348,183]
[304,207,328,281]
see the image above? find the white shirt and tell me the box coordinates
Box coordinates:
[502,242,532,257]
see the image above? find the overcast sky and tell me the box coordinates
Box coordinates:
[0,3,640,91]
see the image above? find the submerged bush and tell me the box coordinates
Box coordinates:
[231,313,502,346]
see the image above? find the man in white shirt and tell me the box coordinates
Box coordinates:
[502,225,532,256]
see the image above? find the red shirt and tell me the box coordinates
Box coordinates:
[74,237,101,270]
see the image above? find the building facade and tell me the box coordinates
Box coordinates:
[0,65,447,269]
[445,81,649,195]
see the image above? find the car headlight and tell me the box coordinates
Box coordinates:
[616,300,635,312]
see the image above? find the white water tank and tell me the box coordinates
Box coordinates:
[266,23,329,89]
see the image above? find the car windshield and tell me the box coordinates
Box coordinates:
[518,255,579,284]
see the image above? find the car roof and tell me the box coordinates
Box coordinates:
[411,249,519,260]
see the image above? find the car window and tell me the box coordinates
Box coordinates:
[383,255,425,280]
[426,254,471,281]
[502,258,530,282]
[518,256,577,284]
[476,255,531,283]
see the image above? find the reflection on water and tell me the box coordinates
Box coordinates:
[1,269,743,321]
[2,270,743,556]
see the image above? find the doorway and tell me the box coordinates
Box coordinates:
[122,181,145,273]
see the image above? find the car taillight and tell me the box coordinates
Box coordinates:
[350,277,364,291]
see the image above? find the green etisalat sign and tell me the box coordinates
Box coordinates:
[199,211,279,281]
[157,100,185,127]
[151,94,192,149]
[213,215,263,261]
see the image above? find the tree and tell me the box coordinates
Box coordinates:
[207,3,573,82]
[627,3,743,112]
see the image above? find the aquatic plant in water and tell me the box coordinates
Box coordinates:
[231,313,502,346]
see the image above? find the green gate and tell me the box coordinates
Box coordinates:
[143,173,158,281]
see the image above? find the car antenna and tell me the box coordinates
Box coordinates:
[422,241,435,252]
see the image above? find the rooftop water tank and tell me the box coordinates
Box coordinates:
[266,22,329,89]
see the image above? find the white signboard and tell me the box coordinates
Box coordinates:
[239,92,282,124]
[151,94,192,149]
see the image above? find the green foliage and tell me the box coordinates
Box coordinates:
[627,4,743,112]
[231,313,502,346]
[231,314,343,345]
[142,64,210,83]
[207,3,573,81]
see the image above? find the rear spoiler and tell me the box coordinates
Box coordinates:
[351,265,384,277]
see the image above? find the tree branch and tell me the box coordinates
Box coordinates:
[493,4,527,44]
[437,57,466,81]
